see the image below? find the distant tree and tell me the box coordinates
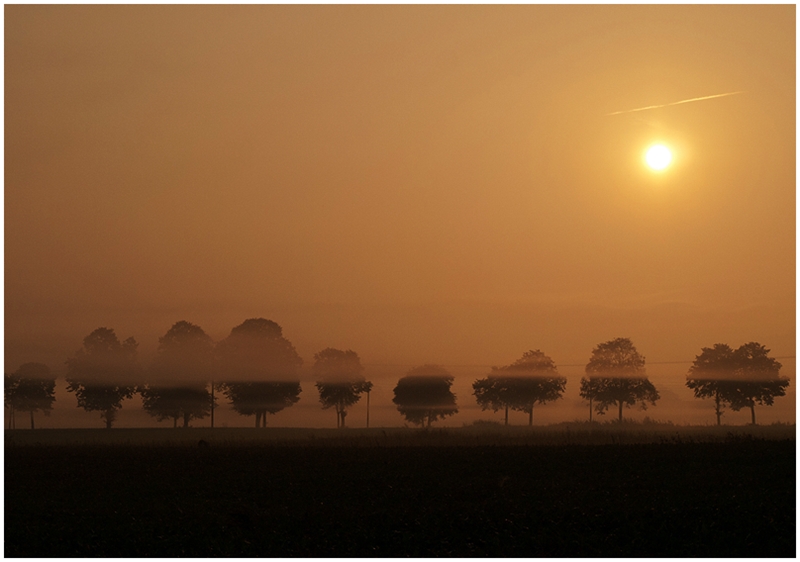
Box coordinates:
[216,318,303,427]
[728,342,787,425]
[473,350,566,426]
[5,373,20,429]
[313,348,372,428]
[578,377,605,423]
[580,338,659,422]
[219,381,302,427]
[66,328,139,428]
[686,342,788,425]
[686,343,738,425]
[393,365,458,427]
[4,363,56,429]
[139,321,215,428]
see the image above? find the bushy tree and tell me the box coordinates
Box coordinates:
[221,381,303,428]
[393,365,458,427]
[66,328,139,428]
[473,350,565,426]
[686,343,738,425]
[579,338,659,422]
[4,363,56,429]
[216,318,303,427]
[686,342,788,425]
[728,342,786,425]
[140,321,215,428]
[314,348,372,428]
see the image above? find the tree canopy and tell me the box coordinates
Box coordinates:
[473,350,566,425]
[65,328,139,428]
[140,321,215,428]
[4,363,56,429]
[393,365,458,427]
[216,318,303,427]
[687,342,787,425]
[313,348,372,428]
[579,338,658,422]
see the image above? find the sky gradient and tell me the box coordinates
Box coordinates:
[5,5,795,427]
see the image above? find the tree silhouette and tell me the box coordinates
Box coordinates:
[4,373,18,429]
[728,342,787,425]
[686,342,788,425]
[139,321,215,428]
[216,318,302,427]
[578,377,604,423]
[580,338,659,422]
[314,348,372,428]
[686,343,738,425]
[66,328,139,428]
[4,363,56,429]
[393,365,458,427]
[473,350,565,426]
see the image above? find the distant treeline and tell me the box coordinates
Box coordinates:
[3,318,790,429]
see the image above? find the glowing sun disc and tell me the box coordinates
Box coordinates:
[644,144,672,172]
[645,144,672,171]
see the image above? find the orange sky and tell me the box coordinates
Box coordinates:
[4,5,795,426]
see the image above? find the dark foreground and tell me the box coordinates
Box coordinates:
[5,439,795,556]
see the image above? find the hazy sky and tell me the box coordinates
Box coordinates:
[5,5,795,426]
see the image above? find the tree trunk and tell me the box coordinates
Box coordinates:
[255,412,261,428]
[529,405,533,427]
[426,414,431,428]
[173,417,178,428]
[504,405,509,426]
[183,412,190,428]
[262,411,267,428]
[30,410,35,430]
[750,403,756,425]
[714,391,722,426]
[618,400,623,422]
[105,411,113,429]
[366,391,370,428]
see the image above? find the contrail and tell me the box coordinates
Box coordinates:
[606,91,745,116]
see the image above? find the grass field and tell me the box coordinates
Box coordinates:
[4,420,796,447]
[5,424,796,557]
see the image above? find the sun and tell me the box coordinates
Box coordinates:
[645,144,672,171]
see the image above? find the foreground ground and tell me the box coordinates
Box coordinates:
[4,426,796,557]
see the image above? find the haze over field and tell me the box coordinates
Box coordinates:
[4,5,795,427]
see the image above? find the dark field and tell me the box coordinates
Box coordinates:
[5,427,796,557]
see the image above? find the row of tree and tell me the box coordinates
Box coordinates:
[4,322,790,429]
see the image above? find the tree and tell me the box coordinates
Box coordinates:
[686,342,788,425]
[728,342,787,425]
[578,377,605,423]
[4,363,56,429]
[4,373,19,429]
[219,381,302,427]
[393,365,458,427]
[580,338,659,422]
[686,343,738,425]
[313,348,372,428]
[66,328,139,428]
[139,321,215,428]
[216,318,303,427]
[473,350,566,426]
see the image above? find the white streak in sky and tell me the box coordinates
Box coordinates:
[606,91,746,116]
